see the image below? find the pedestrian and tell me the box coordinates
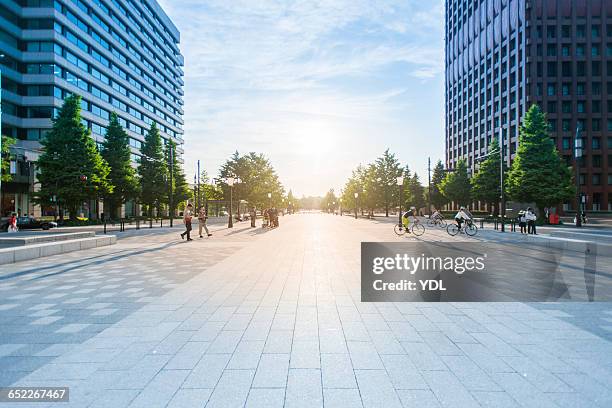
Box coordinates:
[198,206,212,238]
[181,203,193,241]
[250,207,256,228]
[526,207,537,235]
[271,207,278,227]
[8,213,18,233]
[518,210,527,234]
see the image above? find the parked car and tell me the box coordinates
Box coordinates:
[0,216,58,232]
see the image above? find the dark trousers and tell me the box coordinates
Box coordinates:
[181,222,192,239]
[527,220,536,234]
[251,216,256,227]
[519,222,526,234]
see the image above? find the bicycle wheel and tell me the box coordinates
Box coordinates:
[427,219,436,227]
[446,224,459,236]
[394,224,406,236]
[438,218,447,228]
[412,223,425,236]
[465,223,478,236]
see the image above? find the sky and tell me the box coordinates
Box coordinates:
[157,0,446,197]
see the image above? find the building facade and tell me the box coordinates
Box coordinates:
[445,0,612,212]
[1,0,184,217]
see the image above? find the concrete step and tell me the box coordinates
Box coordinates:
[0,235,116,265]
[0,231,95,247]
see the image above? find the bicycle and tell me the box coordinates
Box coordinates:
[446,219,478,237]
[427,216,446,228]
[394,217,425,237]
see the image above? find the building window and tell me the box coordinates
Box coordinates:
[577,101,585,113]
[592,82,601,95]
[592,101,601,114]
[577,25,585,38]
[562,137,571,149]
[547,44,556,56]
[592,61,601,76]
[562,83,571,95]
[592,138,601,149]
[592,26,600,38]
[592,174,601,186]
[592,45,600,56]
[562,120,571,131]
[562,101,572,113]
[592,155,602,167]
[561,25,571,37]
[577,83,585,95]
[547,83,556,96]
[576,44,585,56]
[593,118,601,131]
[562,44,571,56]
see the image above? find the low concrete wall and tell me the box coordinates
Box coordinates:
[0,235,116,265]
[0,231,95,247]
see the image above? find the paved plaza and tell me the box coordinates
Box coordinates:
[0,214,611,407]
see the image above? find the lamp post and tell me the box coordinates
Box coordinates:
[396,176,404,227]
[574,127,583,227]
[339,198,342,216]
[354,192,358,219]
[168,145,174,227]
[225,176,240,228]
[499,127,506,233]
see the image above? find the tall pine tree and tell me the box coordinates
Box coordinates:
[101,112,139,219]
[164,140,190,215]
[506,104,574,212]
[429,160,448,209]
[36,95,110,220]
[439,159,471,207]
[138,123,166,218]
[471,137,505,215]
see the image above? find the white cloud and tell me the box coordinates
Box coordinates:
[157,0,445,196]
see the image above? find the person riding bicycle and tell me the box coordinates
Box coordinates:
[402,206,417,232]
[454,206,471,230]
[431,208,442,221]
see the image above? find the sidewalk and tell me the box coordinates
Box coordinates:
[2,214,611,407]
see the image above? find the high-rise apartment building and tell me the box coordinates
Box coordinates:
[1,0,184,216]
[445,0,612,212]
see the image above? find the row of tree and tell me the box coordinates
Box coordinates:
[35,95,190,221]
[437,105,574,214]
[334,105,574,217]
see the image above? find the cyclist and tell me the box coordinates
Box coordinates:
[454,206,471,230]
[431,208,442,221]
[402,206,417,233]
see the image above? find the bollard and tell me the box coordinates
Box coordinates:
[160,218,163,228]
[136,218,140,230]
[104,220,107,234]
[480,218,484,229]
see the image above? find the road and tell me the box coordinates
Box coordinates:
[0,214,611,407]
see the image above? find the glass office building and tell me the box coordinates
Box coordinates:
[445,0,612,212]
[1,0,184,216]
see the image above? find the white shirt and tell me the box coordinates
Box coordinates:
[455,210,469,220]
[525,211,537,221]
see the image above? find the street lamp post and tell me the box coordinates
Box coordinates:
[396,176,404,227]
[168,146,174,227]
[225,177,241,228]
[499,127,506,233]
[354,192,358,219]
[339,198,342,216]
[574,127,583,227]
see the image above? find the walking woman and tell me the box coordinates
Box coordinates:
[518,211,527,234]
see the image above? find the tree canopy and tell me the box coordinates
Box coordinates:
[439,159,471,206]
[35,95,111,220]
[506,104,574,210]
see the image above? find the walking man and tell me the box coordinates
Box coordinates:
[250,207,256,228]
[198,206,212,238]
[181,203,194,241]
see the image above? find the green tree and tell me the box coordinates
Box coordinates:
[100,112,139,219]
[429,160,448,209]
[471,138,505,215]
[439,159,471,207]
[164,140,190,215]
[407,173,426,210]
[506,104,574,213]
[35,95,111,220]
[374,149,402,216]
[138,122,166,218]
[1,135,15,183]
[320,189,337,212]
